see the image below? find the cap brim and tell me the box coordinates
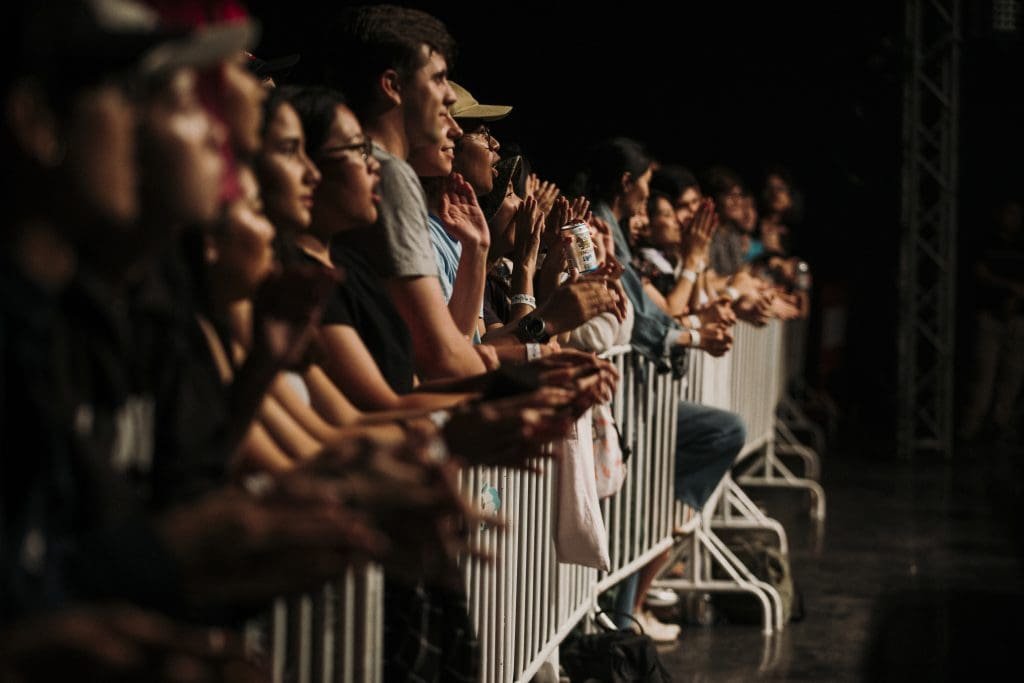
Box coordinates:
[248,53,300,78]
[140,19,259,77]
[451,103,513,122]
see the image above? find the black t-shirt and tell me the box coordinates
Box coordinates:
[1,258,179,620]
[134,253,231,508]
[483,275,512,328]
[62,252,231,509]
[327,247,415,395]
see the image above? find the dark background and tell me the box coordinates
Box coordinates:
[249,1,1024,454]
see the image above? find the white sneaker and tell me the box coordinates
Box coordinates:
[635,610,681,643]
[645,587,680,608]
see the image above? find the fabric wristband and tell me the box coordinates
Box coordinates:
[425,436,451,464]
[511,293,537,309]
[726,286,741,301]
[681,269,698,283]
[428,410,452,429]
[687,314,701,329]
[688,330,702,348]
[525,343,542,361]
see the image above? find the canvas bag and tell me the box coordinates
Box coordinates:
[554,409,611,571]
[592,401,627,499]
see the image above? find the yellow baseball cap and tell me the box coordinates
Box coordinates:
[450,81,512,121]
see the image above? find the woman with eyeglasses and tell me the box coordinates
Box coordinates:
[278,86,483,415]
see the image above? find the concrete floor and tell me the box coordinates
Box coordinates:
[655,435,1024,682]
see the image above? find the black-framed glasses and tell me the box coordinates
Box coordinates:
[320,138,374,164]
[462,125,498,151]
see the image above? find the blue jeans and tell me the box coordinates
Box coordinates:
[674,402,746,510]
[614,402,746,626]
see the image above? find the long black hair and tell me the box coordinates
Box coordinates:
[578,137,652,204]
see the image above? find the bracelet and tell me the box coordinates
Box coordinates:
[242,473,276,498]
[725,286,741,301]
[428,409,452,429]
[525,342,542,361]
[511,293,537,309]
[688,330,702,348]
[681,269,698,283]
[425,436,451,464]
[687,314,701,329]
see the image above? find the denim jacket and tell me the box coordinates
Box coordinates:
[592,203,683,371]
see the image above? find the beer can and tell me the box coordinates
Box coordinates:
[560,220,599,273]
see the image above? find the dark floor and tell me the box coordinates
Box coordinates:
[656,434,1024,682]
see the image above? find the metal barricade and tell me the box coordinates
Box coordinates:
[263,320,824,678]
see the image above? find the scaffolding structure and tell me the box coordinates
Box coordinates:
[898,0,961,459]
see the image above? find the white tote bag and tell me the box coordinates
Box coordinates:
[554,409,611,571]
[591,401,626,499]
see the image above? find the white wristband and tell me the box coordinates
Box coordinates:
[687,314,701,329]
[425,436,450,464]
[511,294,537,309]
[726,286,741,301]
[681,269,698,283]
[428,409,452,429]
[525,343,542,361]
[688,330,701,348]
[242,472,276,498]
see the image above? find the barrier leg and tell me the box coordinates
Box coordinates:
[656,516,780,635]
[774,417,822,480]
[710,474,790,556]
[776,394,827,456]
[735,444,827,521]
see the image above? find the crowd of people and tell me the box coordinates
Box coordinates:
[0,1,813,680]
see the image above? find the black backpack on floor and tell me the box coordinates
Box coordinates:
[560,615,672,683]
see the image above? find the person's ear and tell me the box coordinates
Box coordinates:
[620,171,633,195]
[379,69,402,107]
[5,80,64,168]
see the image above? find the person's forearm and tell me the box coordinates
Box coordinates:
[448,244,489,337]
[387,278,488,381]
[233,422,300,475]
[509,259,538,322]
[691,271,708,311]
[258,395,322,461]
[224,347,282,458]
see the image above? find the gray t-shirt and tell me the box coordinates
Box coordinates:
[708,224,747,276]
[336,143,438,278]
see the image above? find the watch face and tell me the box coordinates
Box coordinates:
[518,315,546,342]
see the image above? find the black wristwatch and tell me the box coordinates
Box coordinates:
[516,314,551,343]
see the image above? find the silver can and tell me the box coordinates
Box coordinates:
[560,220,599,273]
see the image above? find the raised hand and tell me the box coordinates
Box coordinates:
[530,174,561,215]
[682,197,718,264]
[569,195,591,223]
[512,194,544,273]
[543,196,571,250]
[439,172,490,249]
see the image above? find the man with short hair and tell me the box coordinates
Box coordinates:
[319,5,490,381]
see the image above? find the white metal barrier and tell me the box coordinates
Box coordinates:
[262,319,823,679]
